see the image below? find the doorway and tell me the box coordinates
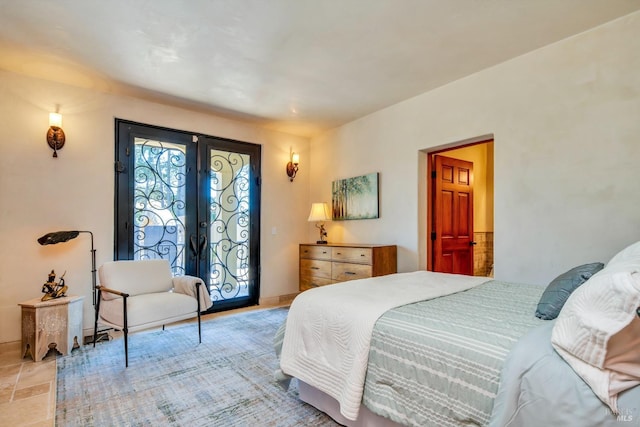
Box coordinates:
[427,140,494,277]
[114,120,261,312]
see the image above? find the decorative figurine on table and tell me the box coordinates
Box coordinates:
[41,270,68,301]
[318,223,328,244]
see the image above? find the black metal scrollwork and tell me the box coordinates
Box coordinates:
[208,150,250,302]
[133,139,187,275]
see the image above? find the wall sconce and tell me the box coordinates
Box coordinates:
[308,202,330,244]
[47,112,66,158]
[286,149,299,182]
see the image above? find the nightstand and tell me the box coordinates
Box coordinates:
[19,295,84,361]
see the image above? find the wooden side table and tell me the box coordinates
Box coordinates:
[19,295,84,362]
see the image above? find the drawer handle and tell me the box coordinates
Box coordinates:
[360,254,365,257]
[311,267,320,270]
[345,271,357,275]
[336,252,342,255]
[310,283,320,287]
[322,251,327,254]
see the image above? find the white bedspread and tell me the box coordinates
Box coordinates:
[279,270,489,421]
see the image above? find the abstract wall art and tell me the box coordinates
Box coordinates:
[331,172,379,220]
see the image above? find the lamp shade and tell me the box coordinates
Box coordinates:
[49,112,63,128]
[308,202,330,222]
[38,230,80,245]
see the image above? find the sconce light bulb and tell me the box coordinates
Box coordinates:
[49,112,62,128]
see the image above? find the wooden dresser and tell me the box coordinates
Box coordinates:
[299,243,397,291]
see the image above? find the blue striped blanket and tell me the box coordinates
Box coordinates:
[362,280,545,426]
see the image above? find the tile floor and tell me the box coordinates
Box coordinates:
[0,301,293,426]
[0,341,56,426]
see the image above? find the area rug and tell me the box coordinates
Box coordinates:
[56,307,338,426]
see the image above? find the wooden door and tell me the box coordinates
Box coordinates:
[432,155,474,275]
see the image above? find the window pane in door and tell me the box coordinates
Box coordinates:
[133,137,187,275]
[208,149,250,302]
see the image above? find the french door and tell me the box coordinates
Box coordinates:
[114,120,261,311]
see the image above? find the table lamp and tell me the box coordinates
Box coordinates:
[308,202,330,244]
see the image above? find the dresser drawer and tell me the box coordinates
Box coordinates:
[300,259,332,279]
[300,276,334,291]
[331,247,372,264]
[300,245,332,260]
[299,243,396,292]
[332,262,372,282]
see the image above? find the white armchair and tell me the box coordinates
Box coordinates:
[93,259,211,367]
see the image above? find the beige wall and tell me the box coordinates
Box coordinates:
[0,71,310,343]
[309,12,640,283]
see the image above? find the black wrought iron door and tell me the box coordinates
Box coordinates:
[115,120,261,311]
[197,137,260,310]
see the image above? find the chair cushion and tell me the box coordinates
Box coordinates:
[99,292,198,330]
[99,259,173,299]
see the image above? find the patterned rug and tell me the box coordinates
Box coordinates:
[56,307,338,426]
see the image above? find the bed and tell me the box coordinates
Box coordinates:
[274,241,640,427]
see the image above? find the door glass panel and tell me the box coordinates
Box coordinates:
[133,137,187,275]
[208,149,250,303]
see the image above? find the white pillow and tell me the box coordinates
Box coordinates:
[607,240,640,267]
[551,269,640,414]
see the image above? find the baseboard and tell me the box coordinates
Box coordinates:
[278,293,297,304]
[259,293,298,306]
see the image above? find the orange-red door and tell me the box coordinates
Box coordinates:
[432,155,474,275]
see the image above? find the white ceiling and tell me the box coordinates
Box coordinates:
[1,0,639,137]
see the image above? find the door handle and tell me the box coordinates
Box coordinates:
[198,234,208,259]
[190,234,208,258]
[470,241,477,246]
[190,235,198,257]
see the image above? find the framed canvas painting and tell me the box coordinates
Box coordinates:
[331,172,379,220]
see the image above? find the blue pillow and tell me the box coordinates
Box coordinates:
[535,262,604,320]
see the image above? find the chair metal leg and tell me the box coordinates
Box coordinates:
[196,282,202,343]
[124,329,128,368]
[123,295,129,368]
[93,290,102,348]
[197,311,202,344]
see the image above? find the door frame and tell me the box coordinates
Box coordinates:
[426,138,493,273]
